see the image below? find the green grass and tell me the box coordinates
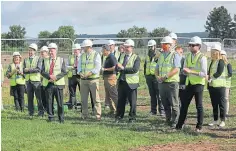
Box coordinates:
[2,58,236,151]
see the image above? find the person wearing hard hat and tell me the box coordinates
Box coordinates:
[168,33,178,50]
[40,46,50,113]
[144,39,164,116]
[23,43,44,118]
[115,39,141,123]
[176,36,207,132]
[101,44,118,115]
[66,43,82,109]
[41,43,67,123]
[207,44,227,128]
[156,36,181,128]
[6,52,26,111]
[220,50,232,117]
[109,40,120,60]
[78,39,102,120]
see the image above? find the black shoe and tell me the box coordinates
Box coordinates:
[47,118,54,122]
[59,120,64,124]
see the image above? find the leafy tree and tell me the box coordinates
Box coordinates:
[205,6,232,40]
[37,30,52,48]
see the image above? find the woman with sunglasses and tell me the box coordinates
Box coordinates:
[6,52,26,112]
[208,44,227,128]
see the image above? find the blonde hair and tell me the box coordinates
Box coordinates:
[211,50,221,60]
[221,54,228,64]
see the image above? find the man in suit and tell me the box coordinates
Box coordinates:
[115,39,140,123]
[41,43,67,123]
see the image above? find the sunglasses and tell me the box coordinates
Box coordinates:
[189,44,198,47]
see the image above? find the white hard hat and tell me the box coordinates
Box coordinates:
[168,33,178,40]
[161,36,173,44]
[13,52,21,57]
[124,39,135,47]
[73,43,81,50]
[40,46,49,52]
[211,43,221,51]
[48,43,58,50]
[29,43,38,51]
[188,36,202,45]
[108,40,115,45]
[81,39,93,47]
[221,50,227,55]
[147,40,156,46]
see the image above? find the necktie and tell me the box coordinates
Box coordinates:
[122,55,129,67]
[75,57,78,68]
[49,59,55,75]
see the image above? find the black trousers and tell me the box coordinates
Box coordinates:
[26,81,44,116]
[45,83,64,122]
[41,86,47,111]
[68,75,94,109]
[176,84,204,129]
[208,86,226,121]
[179,88,186,109]
[116,81,137,120]
[145,75,164,114]
[11,85,25,111]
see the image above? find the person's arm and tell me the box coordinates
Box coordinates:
[55,58,67,80]
[213,59,225,78]
[28,57,42,73]
[104,56,117,71]
[23,59,29,74]
[227,63,232,77]
[123,56,140,74]
[165,53,181,79]
[86,53,101,77]
[5,65,14,79]
[41,59,50,80]
[77,56,82,74]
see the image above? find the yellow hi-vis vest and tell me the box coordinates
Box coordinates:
[25,56,41,81]
[158,51,179,82]
[81,51,100,79]
[42,57,65,86]
[185,52,206,86]
[209,60,226,87]
[118,53,139,84]
[67,55,78,78]
[9,63,26,86]
[145,54,158,75]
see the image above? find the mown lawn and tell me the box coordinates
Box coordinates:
[1,58,236,151]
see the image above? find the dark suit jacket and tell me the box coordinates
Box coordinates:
[41,57,67,89]
[117,54,141,89]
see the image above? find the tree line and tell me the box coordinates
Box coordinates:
[1,6,236,50]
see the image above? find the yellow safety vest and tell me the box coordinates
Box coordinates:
[42,57,65,86]
[158,51,179,82]
[185,52,206,85]
[81,51,100,79]
[209,60,226,87]
[25,56,41,81]
[118,53,139,84]
[145,54,158,75]
[9,63,25,86]
[67,55,78,78]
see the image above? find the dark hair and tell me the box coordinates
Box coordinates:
[102,45,110,51]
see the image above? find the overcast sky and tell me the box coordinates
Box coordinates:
[2,1,236,37]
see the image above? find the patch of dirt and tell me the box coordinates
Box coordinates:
[137,105,149,111]
[130,141,235,151]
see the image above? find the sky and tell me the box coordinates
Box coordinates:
[1,1,236,37]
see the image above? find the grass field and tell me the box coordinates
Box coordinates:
[1,58,236,151]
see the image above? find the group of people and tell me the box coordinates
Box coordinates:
[4,33,232,132]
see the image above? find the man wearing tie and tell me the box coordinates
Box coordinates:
[23,43,44,118]
[115,39,140,123]
[41,43,67,123]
